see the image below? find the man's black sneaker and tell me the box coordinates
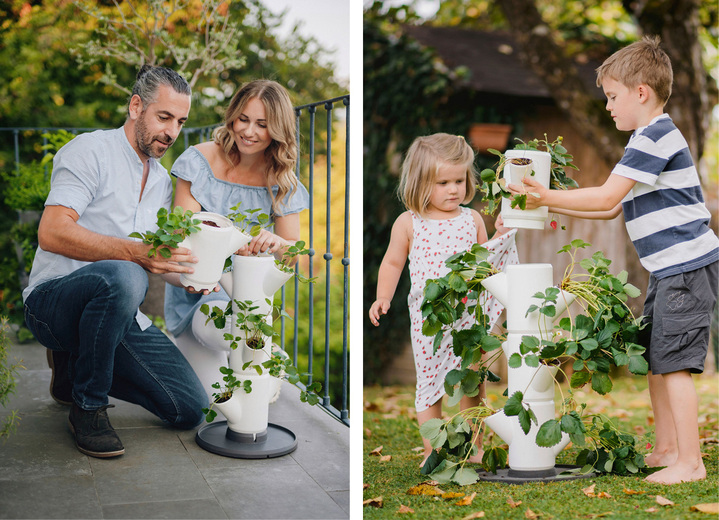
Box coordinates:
[46,349,73,406]
[68,403,125,458]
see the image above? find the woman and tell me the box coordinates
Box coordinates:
[165,80,309,395]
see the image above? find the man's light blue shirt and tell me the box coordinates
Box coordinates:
[23,127,174,329]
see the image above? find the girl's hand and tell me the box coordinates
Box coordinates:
[508,177,547,210]
[493,214,511,236]
[236,229,288,257]
[369,298,391,326]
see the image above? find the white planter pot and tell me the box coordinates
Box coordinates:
[501,150,552,230]
[178,212,251,291]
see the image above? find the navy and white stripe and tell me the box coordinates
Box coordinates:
[613,114,719,279]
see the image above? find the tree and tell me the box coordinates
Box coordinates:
[495,0,717,162]
[72,0,245,94]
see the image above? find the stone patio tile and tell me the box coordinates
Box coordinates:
[0,475,102,519]
[102,498,229,520]
[0,414,91,481]
[91,457,214,506]
[203,464,348,520]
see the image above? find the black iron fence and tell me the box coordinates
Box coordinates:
[0,94,350,425]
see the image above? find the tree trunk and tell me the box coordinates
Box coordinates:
[622,0,717,162]
[495,0,627,165]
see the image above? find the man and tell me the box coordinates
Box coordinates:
[23,65,208,458]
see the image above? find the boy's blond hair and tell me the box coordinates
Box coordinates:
[596,35,673,106]
[398,133,477,217]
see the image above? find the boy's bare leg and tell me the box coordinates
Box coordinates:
[645,371,678,467]
[645,370,706,484]
[460,384,486,463]
[417,401,442,467]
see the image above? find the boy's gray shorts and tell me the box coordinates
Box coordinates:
[642,260,718,375]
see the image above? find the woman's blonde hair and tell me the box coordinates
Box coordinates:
[212,80,298,214]
[398,133,477,216]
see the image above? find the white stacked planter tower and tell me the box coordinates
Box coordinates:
[194,253,298,458]
[481,265,575,478]
[477,151,589,481]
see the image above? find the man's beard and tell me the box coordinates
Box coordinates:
[135,111,173,159]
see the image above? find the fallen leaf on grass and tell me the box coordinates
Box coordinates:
[379,455,392,462]
[525,507,541,519]
[586,513,614,518]
[411,446,424,452]
[407,483,445,496]
[456,492,477,506]
[461,512,485,520]
[623,488,645,495]
[441,492,465,499]
[644,507,659,513]
[582,483,611,498]
[363,496,383,508]
[690,503,719,513]
[582,484,597,496]
[507,496,522,508]
[369,445,383,456]
[655,495,674,506]
[397,504,414,514]
[364,428,372,438]
[363,483,369,490]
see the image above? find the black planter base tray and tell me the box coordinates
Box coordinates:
[476,464,596,484]
[196,421,297,459]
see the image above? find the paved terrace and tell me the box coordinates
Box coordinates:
[0,339,349,519]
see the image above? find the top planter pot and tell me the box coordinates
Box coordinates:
[179,212,251,291]
[500,150,552,230]
[468,123,513,154]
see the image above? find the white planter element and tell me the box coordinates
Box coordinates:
[217,255,294,434]
[501,150,552,230]
[178,212,251,291]
[481,264,576,472]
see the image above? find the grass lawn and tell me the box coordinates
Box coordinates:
[363,375,718,519]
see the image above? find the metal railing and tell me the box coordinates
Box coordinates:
[0,94,350,425]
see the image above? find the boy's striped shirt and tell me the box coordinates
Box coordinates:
[613,114,719,279]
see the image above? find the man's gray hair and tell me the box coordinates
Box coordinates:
[128,65,191,113]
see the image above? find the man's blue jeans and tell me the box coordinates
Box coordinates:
[24,260,207,429]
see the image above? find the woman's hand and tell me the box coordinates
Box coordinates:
[236,229,289,257]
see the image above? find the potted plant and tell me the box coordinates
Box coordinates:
[418,239,649,485]
[478,135,579,219]
[468,123,513,154]
[202,366,252,427]
[129,206,202,258]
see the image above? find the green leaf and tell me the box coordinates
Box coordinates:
[536,419,562,447]
[419,418,445,441]
[591,371,613,394]
[504,391,524,416]
[628,354,649,375]
[518,407,534,435]
[453,467,480,486]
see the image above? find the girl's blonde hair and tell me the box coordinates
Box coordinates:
[212,79,298,214]
[398,133,477,216]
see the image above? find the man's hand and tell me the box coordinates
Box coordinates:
[132,243,198,275]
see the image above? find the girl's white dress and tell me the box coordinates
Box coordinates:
[407,207,518,411]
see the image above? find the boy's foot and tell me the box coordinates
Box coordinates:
[46,349,73,405]
[644,461,706,484]
[68,403,125,458]
[644,451,677,468]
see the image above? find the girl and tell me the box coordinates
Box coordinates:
[368,133,517,465]
[164,80,309,395]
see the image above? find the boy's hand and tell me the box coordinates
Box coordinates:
[508,177,547,210]
[369,298,391,326]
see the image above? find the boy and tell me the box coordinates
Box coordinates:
[508,36,718,485]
